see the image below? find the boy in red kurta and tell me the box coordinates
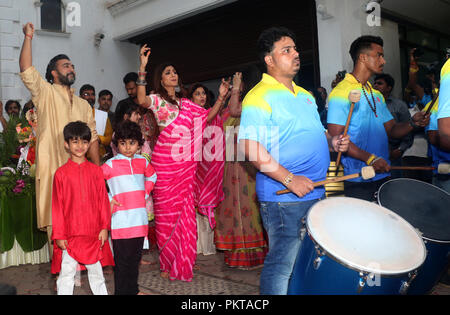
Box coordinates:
[51,121,114,295]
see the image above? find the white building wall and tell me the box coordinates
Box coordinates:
[316,0,402,98]
[0,0,139,114]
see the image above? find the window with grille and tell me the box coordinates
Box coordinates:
[40,0,63,31]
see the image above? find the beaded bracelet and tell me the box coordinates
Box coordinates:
[283,172,294,187]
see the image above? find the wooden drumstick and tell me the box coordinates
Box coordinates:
[424,91,439,116]
[335,89,361,171]
[276,166,375,195]
[390,166,435,171]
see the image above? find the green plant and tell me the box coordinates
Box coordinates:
[0,161,35,197]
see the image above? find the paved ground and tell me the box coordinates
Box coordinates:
[0,248,449,295]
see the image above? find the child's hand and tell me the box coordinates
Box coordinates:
[110,198,122,213]
[56,239,68,250]
[98,229,108,249]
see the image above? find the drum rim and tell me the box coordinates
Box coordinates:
[377,178,450,243]
[378,178,450,198]
[304,228,420,278]
[305,197,427,276]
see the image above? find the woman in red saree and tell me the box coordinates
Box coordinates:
[136,45,230,281]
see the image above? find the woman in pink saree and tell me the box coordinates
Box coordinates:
[188,83,230,256]
[137,45,230,281]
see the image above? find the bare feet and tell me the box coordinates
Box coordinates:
[138,291,149,295]
[193,264,201,271]
[160,271,169,279]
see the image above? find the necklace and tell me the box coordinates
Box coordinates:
[352,75,378,118]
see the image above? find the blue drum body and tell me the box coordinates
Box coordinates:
[378,179,450,295]
[287,197,426,295]
[407,241,450,295]
[288,231,413,295]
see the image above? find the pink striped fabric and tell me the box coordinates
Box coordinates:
[152,98,208,282]
[194,115,225,229]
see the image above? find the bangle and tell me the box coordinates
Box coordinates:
[136,79,147,86]
[409,67,419,73]
[138,71,147,76]
[371,156,383,165]
[366,154,376,166]
[283,172,294,187]
[25,34,33,40]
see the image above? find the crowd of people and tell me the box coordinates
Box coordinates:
[1,21,449,295]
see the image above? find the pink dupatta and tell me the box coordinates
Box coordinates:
[151,98,208,282]
[194,114,225,229]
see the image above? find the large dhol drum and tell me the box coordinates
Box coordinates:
[287,197,426,295]
[378,178,450,295]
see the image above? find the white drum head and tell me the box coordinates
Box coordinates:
[307,197,426,275]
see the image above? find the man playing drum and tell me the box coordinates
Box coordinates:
[437,51,450,152]
[327,35,430,201]
[238,27,349,295]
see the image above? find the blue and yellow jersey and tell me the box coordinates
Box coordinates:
[238,73,329,202]
[327,73,393,182]
[438,58,450,120]
[424,94,450,173]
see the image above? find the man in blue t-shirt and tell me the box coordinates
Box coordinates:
[238,27,349,295]
[327,35,430,201]
[437,52,450,151]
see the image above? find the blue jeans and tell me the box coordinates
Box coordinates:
[259,198,320,295]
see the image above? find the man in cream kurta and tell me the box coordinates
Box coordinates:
[19,23,100,249]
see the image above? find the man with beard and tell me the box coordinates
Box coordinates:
[19,22,99,253]
[327,35,429,201]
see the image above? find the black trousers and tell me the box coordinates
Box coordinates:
[344,177,391,202]
[112,237,144,295]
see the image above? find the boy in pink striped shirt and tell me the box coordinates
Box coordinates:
[102,120,157,295]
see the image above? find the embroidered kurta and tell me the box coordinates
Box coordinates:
[20,66,98,230]
[51,159,113,274]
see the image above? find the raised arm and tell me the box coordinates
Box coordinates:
[207,78,230,122]
[137,44,151,107]
[228,72,243,117]
[19,23,34,73]
[406,48,425,101]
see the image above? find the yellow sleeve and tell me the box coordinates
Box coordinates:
[99,118,113,146]
[19,66,50,108]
